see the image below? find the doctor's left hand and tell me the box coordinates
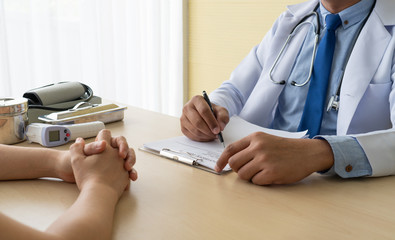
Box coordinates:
[215,132,334,185]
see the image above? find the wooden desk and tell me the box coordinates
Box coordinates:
[1,106,395,240]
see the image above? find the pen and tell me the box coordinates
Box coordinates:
[202,91,225,148]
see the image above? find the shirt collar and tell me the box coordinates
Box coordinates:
[319,0,375,30]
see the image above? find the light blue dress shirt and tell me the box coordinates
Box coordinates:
[274,0,375,177]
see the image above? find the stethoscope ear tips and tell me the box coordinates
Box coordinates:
[275,80,299,86]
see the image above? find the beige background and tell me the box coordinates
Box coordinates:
[187,0,305,99]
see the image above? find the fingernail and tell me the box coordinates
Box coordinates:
[131,168,138,179]
[76,138,83,143]
[220,122,226,131]
[214,165,220,172]
[213,127,219,134]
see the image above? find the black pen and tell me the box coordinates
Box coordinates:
[202,91,225,148]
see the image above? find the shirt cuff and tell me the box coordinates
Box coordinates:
[314,135,372,178]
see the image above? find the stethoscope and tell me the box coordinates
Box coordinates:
[269,11,321,87]
[269,2,375,112]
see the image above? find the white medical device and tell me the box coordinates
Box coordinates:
[26,121,105,147]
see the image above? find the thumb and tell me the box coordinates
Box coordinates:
[214,106,229,131]
[84,140,107,156]
[69,138,86,161]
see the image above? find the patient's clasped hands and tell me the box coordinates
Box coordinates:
[56,129,138,195]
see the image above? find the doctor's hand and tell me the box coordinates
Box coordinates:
[215,132,334,185]
[180,95,229,142]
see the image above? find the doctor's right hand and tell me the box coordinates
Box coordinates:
[180,95,229,142]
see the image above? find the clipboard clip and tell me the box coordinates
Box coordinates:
[160,148,201,166]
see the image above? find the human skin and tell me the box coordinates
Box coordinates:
[0,129,137,239]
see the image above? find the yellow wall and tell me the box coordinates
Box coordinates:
[188,0,304,100]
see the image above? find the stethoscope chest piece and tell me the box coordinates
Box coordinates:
[327,95,340,112]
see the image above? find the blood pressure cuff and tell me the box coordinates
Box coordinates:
[24,82,89,106]
[23,82,102,124]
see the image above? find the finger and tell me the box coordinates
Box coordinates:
[181,120,216,142]
[251,170,273,186]
[194,96,221,134]
[123,148,136,171]
[182,103,216,138]
[95,129,112,144]
[83,140,107,156]
[214,105,229,131]
[111,136,129,159]
[129,168,138,181]
[69,138,86,161]
[227,146,255,173]
[237,158,264,181]
[215,137,251,172]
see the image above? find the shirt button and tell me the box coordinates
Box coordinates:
[344,20,349,25]
[345,164,353,172]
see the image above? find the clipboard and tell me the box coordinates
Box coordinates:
[140,145,227,174]
[140,116,307,174]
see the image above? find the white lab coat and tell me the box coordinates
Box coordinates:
[210,0,395,177]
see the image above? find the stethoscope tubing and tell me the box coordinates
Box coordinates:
[269,11,321,86]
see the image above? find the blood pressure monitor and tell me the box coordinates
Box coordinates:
[26,121,105,147]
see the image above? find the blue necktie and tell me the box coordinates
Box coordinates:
[298,14,342,137]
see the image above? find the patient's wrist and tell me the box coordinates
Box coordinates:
[81,180,120,202]
[53,150,75,182]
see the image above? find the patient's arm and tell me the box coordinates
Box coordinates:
[0,130,132,240]
[0,135,137,182]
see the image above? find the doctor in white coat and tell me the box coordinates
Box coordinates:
[180,0,395,185]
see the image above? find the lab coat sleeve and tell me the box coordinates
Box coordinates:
[355,129,395,177]
[209,46,262,117]
[354,56,395,177]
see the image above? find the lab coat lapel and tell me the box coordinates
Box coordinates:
[337,10,391,135]
[250,1,319,126]
[268,0,318,80]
